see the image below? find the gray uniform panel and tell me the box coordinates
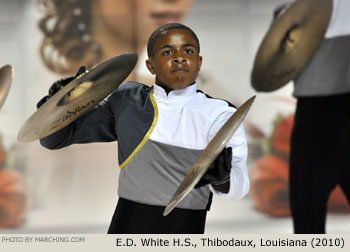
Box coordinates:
[114,82,155,165]
[294,35,350,97]
[118,139,211,210]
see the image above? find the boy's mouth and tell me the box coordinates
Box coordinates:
[171,68,189,73]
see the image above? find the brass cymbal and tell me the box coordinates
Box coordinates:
[251,0,333,92]
[17,52,137,142]
[0,65,14,110]
[163,95,256,216]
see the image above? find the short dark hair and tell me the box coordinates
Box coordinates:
[147,23,200,58]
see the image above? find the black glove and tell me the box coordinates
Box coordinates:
[37,66,86,108]
[195,147,232,189]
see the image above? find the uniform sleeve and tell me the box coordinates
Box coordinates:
[40,93,118,150]
[207,107,250,201]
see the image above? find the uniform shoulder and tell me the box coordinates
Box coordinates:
[195,90,237,110]
[110,81,152,97]
[117,81,150,92]
[192,91,237,135]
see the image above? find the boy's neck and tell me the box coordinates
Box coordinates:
[156,82,196,96]
[157,84,173,95]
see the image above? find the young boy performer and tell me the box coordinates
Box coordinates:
[39,23,249,234]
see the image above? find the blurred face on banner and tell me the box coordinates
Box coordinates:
[93,0,195,44]
[38,0,194,74]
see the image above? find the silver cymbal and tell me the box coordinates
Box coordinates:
[0,65,14,110]
[17,52,137,142]
[163,95,256,216]
[251,0,333,92]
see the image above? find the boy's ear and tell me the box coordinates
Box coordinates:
[199,55,203,70]
[146,59,155,75]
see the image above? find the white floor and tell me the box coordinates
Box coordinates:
[1,196,349,234]
[206,197,350,234]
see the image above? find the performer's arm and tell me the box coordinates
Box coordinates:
[205,108,250,200]
[37,66,118,149]
[40,95,118,149]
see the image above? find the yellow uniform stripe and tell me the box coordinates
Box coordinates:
[119,89,158,169]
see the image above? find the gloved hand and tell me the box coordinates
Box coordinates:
[37,66,86,108]
[195,147,232,189]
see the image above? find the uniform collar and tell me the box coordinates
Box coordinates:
[153,83,197,100]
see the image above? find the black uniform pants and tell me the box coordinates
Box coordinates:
[107,197,207,234]
[289,93,350,233]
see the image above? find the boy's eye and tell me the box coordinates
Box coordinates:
[162,50,172,56]
[184,49,194,54]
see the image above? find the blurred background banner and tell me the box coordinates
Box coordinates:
[0,0,348,233]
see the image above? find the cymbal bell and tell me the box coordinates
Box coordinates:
[17,52,138,142]
[163,95,256,216]
[0,65,14,110]
[251,0,333,92]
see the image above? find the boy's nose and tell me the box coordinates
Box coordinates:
[173,57,186,64]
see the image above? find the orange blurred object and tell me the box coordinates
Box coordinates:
[249,156,290,217]
[271,114,294,156]
[328,185,350,213]
[0,169,30,228]
[249,111,350,217]
[250,149,350,217]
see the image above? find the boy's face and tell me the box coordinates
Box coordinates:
[146,29,202,91]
